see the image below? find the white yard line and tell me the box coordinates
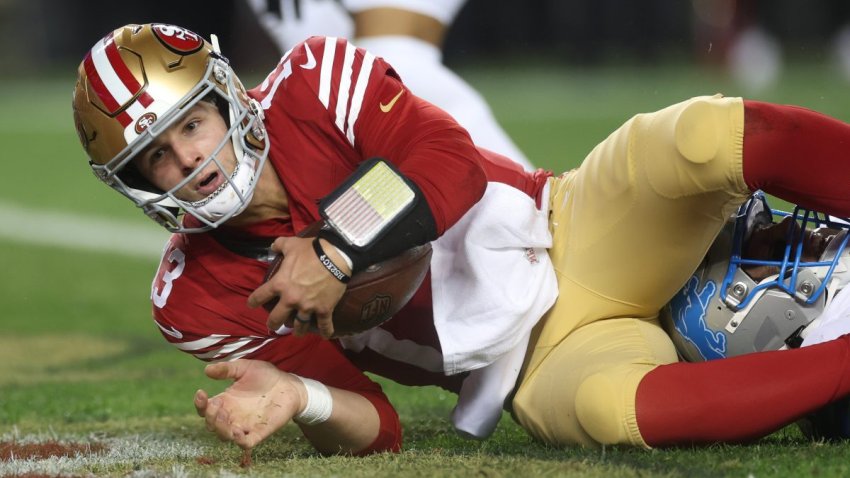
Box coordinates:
[0,433,206,477]
[0,200,168,259]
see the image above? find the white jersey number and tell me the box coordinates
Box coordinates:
[151,248,186,308]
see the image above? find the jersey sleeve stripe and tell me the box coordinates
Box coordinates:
[318,36,338,108]
[222,338,275,361]
[334,42,357,138]
[258,46,298,110]
[345,51,375,146]
[170,334,229,351]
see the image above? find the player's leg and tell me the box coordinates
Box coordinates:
[514,95,850,447]
[513,316,678,447]
[353,36,534,170]
[515,305,850,447]
[526,95,749,368]
[635,334,850,445]
[514,95,751,446]
[742,100,850,216]
[629,99,850,446]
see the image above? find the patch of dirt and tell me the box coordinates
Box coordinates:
[0,440,106,461]
[240,448,253,468]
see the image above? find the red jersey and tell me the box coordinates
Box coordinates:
[150,36,549,452]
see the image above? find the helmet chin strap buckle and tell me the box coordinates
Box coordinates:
[784,325,807,349]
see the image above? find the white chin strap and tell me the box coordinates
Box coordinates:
[188,156,257,221]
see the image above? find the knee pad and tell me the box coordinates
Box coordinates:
[575,370,648,447]
[645,95,745,198]
[675,99,723,164]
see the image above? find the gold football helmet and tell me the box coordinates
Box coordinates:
[72,23,269,232]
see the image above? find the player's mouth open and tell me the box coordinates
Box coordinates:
[196,171,222,196]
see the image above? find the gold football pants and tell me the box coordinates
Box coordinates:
[512,95,749,447]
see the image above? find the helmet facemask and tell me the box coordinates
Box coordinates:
[724,194,850,311]
[91,58,269,233]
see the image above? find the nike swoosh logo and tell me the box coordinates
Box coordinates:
[300,43,316,69]
[379,89,405,113]
[156,321,184,339]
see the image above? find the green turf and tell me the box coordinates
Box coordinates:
[3,61,850,476]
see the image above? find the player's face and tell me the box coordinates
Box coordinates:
[743,216,840,281]
[133,101,236,202]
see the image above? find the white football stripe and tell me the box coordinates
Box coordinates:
[318,37,337,108]
[91,39,135,108]
[0,200,166,259]
[171,334,229,352]
[345,51,374,146]
[260,46,294,92]
[334,42,356,135]
[212,336,263,358]
[221,338,275,361]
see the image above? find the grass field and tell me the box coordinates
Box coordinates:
[4,59,850,477]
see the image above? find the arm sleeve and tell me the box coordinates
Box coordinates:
[351,56,487,234]
[287,36,487,235]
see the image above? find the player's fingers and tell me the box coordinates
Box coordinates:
[270,236,294,254]
[267,301,295,334]
[248,281,278,309]
[232,428,260,449]
[314,310,334,339]
[213,407,235,441]
[291,309,315,337]
[204,396,223,433]
[194,389,209,417]
[205,360,254,381]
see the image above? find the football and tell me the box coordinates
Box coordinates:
[263,242,432,337]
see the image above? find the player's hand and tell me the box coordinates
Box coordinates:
[194,359,305,450]
[248,236,349,338]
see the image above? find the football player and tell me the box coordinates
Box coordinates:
[245,0,534,169]
[72,23,850,454]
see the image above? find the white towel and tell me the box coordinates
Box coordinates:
[430,181,558,375]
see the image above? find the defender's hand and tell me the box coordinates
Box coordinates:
[248,236,349,338]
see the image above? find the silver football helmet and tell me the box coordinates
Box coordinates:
[661,192,850,361]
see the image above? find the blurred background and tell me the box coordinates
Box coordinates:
[6,0,850,87]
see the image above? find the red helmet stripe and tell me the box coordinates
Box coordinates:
[83,50,123,116]
[83,32,156,129]
[103,34,154,108]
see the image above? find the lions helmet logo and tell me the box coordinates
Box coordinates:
[669,275,728,360]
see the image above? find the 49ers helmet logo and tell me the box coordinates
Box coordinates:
[152,24,203,54]
[134,112,157,134]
